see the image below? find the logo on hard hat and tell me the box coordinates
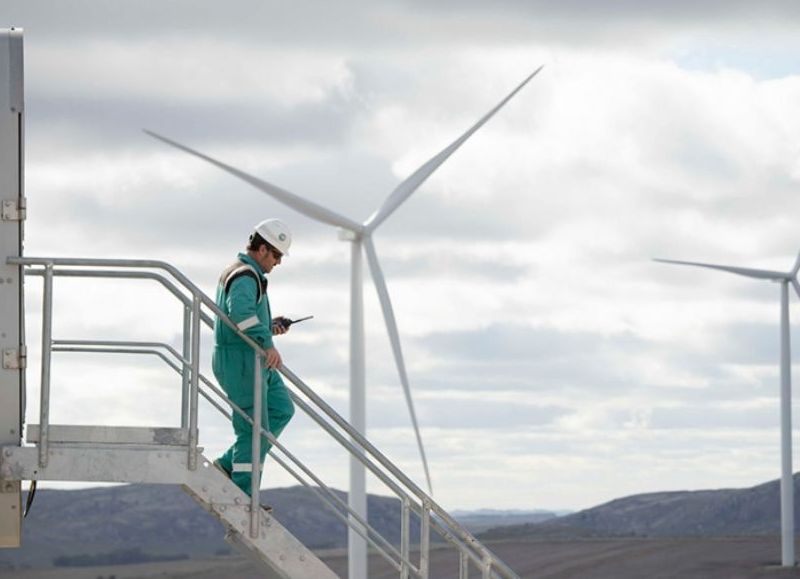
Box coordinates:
[279,233,287,241]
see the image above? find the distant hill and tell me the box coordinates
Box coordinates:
[0,484,420,569]
[481,474,800,541]
[452,509,563,533]
[4,474,798,570]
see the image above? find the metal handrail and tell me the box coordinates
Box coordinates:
[11,256,519,579]
[51,339,413,574]
[27,267,213,428]
[27,272,427,574]
[55,341,496,574]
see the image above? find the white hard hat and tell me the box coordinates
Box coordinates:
[254,218,291,256]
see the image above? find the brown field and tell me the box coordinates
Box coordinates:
[4,536,800,578]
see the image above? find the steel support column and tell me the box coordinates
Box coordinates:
[348,238,367,579]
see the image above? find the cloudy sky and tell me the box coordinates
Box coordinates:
[4,1,800,512]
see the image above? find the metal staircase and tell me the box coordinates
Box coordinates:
[6,429,335,579]
[0,257,521,579]
[6,429,335,578]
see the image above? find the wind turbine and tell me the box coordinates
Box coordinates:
[146,65,542,578]
[655,253,800,567]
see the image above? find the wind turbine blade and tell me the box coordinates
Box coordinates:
[144,130,363,232]
[792,251,800,276]
[653,258,788,281]
[363,235,433,495]
[792,279,800,301]
[363,66,544,232]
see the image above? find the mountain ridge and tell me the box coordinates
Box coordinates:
[2,475,796,570]
[480,474,800,540]
[0,484,553,569]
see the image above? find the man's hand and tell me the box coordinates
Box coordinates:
[265,347,282,369]
[272,317,289,335]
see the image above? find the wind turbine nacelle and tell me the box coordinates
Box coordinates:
[338,228,359,242]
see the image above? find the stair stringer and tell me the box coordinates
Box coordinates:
[181,455,339,579]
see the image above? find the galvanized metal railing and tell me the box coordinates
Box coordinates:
[11,256,519,579]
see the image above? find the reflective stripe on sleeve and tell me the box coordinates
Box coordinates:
[237,316,259,331]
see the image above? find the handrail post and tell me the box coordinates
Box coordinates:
[420,498,431,579]
[38,263,54,468]
[400,497,410,579]
[459,551,469,579]
[250,351,262,539]
[188,296,200,471]
[481,556,492,579]
[181,305,191,429]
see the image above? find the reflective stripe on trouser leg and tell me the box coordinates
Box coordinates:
[229,371,295,496]
[231,398,270,497]
[232,462,265,472]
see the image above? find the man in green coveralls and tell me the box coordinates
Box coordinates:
[213,218,295,497]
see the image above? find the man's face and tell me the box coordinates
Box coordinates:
[256,244,282,273]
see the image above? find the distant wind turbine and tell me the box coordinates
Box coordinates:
[655,253,800,567]
[147,65,542,579]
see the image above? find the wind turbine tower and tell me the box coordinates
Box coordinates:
[147,65,542,579]
[656,253,800,567]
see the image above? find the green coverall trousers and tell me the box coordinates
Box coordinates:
[216,369,295,496]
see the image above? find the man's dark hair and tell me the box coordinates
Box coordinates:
[248,232,268,252]
[248,232,279,255]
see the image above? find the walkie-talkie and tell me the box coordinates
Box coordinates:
[276,315,314,330]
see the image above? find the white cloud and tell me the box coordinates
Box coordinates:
[30,40,354,107]
[7,1,800,515]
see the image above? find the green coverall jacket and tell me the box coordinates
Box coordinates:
[212,252,275,408]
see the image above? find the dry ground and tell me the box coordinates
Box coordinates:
[4,536,800,578]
